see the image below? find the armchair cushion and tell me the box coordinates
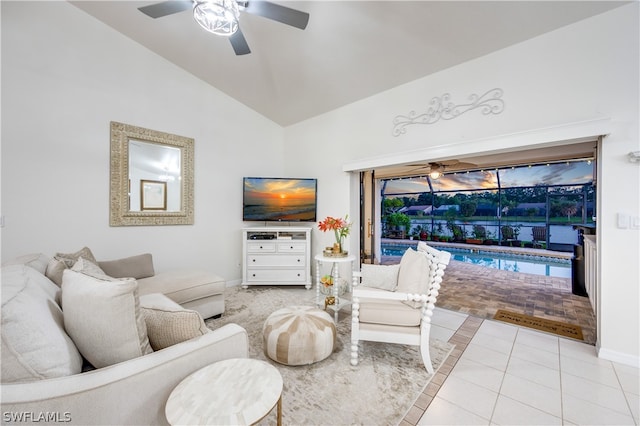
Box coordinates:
[139,293,209,351]
[61,269,153,368]
[360,263,400,291]
[396,248,431,308]
[359,298,422,326]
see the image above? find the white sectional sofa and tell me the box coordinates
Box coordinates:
[1,251,248,425]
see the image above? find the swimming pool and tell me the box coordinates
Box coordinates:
[381,243,571,278]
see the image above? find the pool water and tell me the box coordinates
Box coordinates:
[382,244,571,278]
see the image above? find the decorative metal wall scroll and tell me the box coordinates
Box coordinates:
[392,88,505,136]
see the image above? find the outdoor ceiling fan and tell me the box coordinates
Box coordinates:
[405,160,478,179]
[138,0,310,56]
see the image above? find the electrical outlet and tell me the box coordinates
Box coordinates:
[632,216,640,230]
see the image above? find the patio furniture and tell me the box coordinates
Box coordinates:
[350,242,451,373]
[501,225,514,241]
[472,225,487,239]
[532,226,547,248]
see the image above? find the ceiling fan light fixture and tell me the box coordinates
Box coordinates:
[429,163,443,180]
[193,0,240,36]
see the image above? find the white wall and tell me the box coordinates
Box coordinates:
[284,3,640,365]
[0,1,285,283]
[2,1,638,365]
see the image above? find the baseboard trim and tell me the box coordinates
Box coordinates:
[597,345,640,368]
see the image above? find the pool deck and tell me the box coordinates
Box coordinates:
[380,238,574,261]
[378,238,595,345]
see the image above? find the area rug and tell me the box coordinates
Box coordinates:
[494,309,584,340]
[205,286,454,426]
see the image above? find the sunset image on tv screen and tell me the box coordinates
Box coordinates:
[243,178,317,221]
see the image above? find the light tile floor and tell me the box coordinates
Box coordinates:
[401,307,640,426]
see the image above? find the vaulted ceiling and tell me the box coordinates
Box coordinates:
[72,1,626,127]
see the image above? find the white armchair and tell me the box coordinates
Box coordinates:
[350,242,451,373]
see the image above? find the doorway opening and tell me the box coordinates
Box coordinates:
[356,140,599,344]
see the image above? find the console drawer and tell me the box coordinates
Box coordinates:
[245,269,307,283]
[246,242,276,253]
[247,255,306,267]
[277,242,306,253]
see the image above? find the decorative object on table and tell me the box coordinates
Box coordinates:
[318,275,348,309]
[318,215,351,257]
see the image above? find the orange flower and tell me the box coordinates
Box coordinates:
[318,215,351,247]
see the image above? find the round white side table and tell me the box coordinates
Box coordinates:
[165,358,283,425]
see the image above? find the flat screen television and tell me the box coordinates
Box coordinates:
[243,177,317,222]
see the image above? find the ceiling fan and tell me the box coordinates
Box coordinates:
[138,0,310,56]
[405,160,478,179]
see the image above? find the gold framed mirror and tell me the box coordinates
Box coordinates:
[110,121,194,226]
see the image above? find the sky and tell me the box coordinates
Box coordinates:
[383,161,594,195]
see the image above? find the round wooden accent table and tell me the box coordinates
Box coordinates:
[165,358,283,425]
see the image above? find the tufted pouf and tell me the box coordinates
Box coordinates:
[262,306,336,366]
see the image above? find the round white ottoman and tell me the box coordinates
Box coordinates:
[263,306,336,366]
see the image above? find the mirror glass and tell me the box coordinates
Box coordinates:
[110,121,194,226]
[128,140,182,212]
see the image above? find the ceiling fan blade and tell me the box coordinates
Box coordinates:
[244,1,309,30]
[455,161,478,169]
[138,1,192,18]
[229,28,251,55]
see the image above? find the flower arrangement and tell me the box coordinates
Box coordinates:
[318,215,351,253]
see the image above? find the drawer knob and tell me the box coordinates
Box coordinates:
[252,259,256,262]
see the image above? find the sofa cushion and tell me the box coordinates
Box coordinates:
[45,246,97,286]
[1,265,83,383]
[1,253,50,275]
[137,270,225,305]
[396,248,432,308]
[139,293,209,351]
[98,253,155,279]
[62,269,152,368]
[360,263,400,291]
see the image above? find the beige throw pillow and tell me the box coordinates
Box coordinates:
[140,293,208,350]
[360,263,401,291]
[61,269,152,368]
[98,253,155,279]
[141,304,209,351]
[45,247,97,286]
[396,248,432,308]
[71,257,108,279]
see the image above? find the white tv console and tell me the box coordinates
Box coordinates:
[241,227,312,289]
